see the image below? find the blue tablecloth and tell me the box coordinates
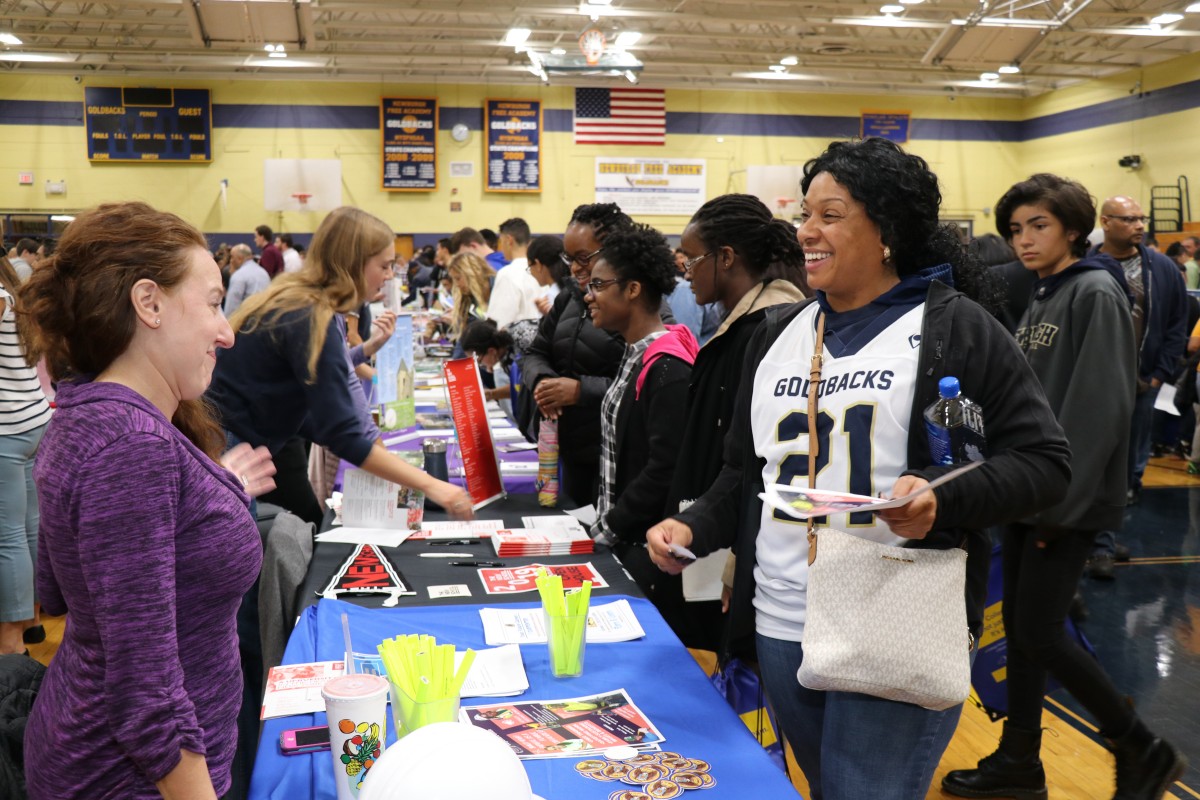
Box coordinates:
[248,597,801,799]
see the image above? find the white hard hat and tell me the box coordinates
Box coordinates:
[359,722,546,800]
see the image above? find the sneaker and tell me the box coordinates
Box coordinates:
[1088,552,1116,580]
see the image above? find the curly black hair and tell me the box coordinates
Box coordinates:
[801,137,1002,314]
[688,193,807,288]
[460,319,514,354]
[569,203,633,242]
[598,223,677,308]
[994,173,1095,260]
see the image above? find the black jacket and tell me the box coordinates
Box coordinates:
[607,354,692,541]
[676,281,1072,658]
[519,284,674,461]
[0,654,45,800]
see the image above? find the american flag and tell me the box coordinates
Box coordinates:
[573,87,666,146]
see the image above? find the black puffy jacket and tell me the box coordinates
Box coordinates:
[0,655,45,800]
[520,284,674,464]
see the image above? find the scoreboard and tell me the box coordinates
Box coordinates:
[85,87,212,162]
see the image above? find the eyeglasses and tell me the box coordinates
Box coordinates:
[584,277,622,295]
[560,247,603,269]
[682,251,714,271]
[1105,214,1150,224]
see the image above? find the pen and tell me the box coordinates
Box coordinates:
[419,552,475,558]
[449,561,504,567]
[427,539,480,546]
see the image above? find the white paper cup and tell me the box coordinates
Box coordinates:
[322,673,390,800]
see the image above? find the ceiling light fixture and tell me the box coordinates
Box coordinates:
[880,4,905,13]
[999,64,1021,74]
[780,55,799,66]
[900,0,924,4]
[269,45,287,58]
[1150,12,1183,24]
[0,52,76,62]
[951,17,1061,28]
[1187,2,1200,11]
[0,32,23,46]
[980,71,1001,81]
[503,28,532,47]
[551,47,566,55]
[769,64,787,72]
[263,43,275,52]
[614,31,642,48]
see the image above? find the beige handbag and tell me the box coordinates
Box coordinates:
[795,313,973,712]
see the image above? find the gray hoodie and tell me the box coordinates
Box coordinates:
[1015,254,1136,533]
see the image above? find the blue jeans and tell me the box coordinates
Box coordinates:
[0,423,47,622]
[756,633,964,800]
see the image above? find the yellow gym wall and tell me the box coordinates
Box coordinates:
[1,52,1197,238]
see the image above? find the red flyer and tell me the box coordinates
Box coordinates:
[477,562,609,595]
[443,356,504,509]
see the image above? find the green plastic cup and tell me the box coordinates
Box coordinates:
[545,607,587,678]
[389,681,461,739]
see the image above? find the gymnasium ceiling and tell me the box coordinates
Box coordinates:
[0,0,1198,98]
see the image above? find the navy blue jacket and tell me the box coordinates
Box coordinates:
[1090,242,1188,385]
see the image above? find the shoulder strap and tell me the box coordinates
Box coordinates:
[807,313,826,563]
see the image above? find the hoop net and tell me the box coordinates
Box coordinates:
[579,28,606,66]
[292,193,313,208]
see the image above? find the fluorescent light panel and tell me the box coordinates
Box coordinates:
[503,28,531,46]
[614,31,642,48]
[0,33,22,46]
[0,52,75,62]
[1150,12,1183,24]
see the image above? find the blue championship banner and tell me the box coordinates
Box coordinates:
[860,110,910,144]
[85,87,211,162]
[485,98,541,193]
[381,97,438,191]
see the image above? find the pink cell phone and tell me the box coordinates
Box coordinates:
[279,725,330,755]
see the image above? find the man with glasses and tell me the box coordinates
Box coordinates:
[1088,196,1188,578]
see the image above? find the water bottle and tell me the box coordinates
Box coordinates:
[422,438,449,511]
[924,376,986,466]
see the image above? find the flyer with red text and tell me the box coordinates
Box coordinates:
[444,356,504,509]
[477,562,609,595]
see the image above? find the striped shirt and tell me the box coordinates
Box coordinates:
[0,286,51,435]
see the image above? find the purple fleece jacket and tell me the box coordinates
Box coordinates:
[25,380,261,798]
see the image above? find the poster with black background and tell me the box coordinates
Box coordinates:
[85,87,211,162]
[485,98,541,193]
[381,97,437,191]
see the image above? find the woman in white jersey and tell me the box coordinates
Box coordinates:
[0,252,52,655]
[647,138,1072,800]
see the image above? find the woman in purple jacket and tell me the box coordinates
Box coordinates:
[20,202,275,799]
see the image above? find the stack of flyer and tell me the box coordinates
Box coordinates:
[492,516,593,557]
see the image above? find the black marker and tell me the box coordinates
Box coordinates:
[428,539,480,546]
[449,561,503,567]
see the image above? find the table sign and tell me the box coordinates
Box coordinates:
[374,312,415,431]
[444,356,505,508]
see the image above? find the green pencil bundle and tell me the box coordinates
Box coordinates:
[537,570,591,678]
[377,634,474,736]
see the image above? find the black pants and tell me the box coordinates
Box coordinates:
[559,454,600,509]
[258,437,324,527]
[1002,524,1135,735]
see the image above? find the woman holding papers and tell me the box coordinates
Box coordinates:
[584,222,697,613]
[661,193,810,651]
[208,206,473,522]
[19,202,276,798]
[646,138,1071,800]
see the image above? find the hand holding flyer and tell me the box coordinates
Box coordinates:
[760,460,984,520]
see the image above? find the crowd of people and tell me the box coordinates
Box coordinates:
[0,135,1191,800]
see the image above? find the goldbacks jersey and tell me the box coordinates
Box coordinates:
[751,301,924,641]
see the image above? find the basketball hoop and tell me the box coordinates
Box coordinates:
[292,193,313,209]
[579,27,606,66]
[774,196,796,218]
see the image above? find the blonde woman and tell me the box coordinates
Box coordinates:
[446,251,495,337]
[208,206,474,521]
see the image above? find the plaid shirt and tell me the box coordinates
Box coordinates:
[593,330,667,544]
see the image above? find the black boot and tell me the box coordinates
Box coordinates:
[942,722,1048,800]
[1108,718,1187,800]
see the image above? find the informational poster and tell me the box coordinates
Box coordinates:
[444,357,505,508]
[374,312,415,431]
[485,99,541,193]
[860,110,911,143]
[381,97,437,191]
[84,87,211,162]
[476,562,609,595]
[593,157,705,216]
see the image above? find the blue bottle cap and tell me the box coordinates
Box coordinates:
[938,376,961,398]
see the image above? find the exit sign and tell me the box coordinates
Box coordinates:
[18,171,33,185]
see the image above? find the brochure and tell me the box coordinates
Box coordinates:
[477,562,609,595]
[479,599,646,646]
[260,660,346,719]
[460,688,664,759]
[761,460,984,520]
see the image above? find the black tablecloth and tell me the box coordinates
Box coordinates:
[299,494,641,609]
